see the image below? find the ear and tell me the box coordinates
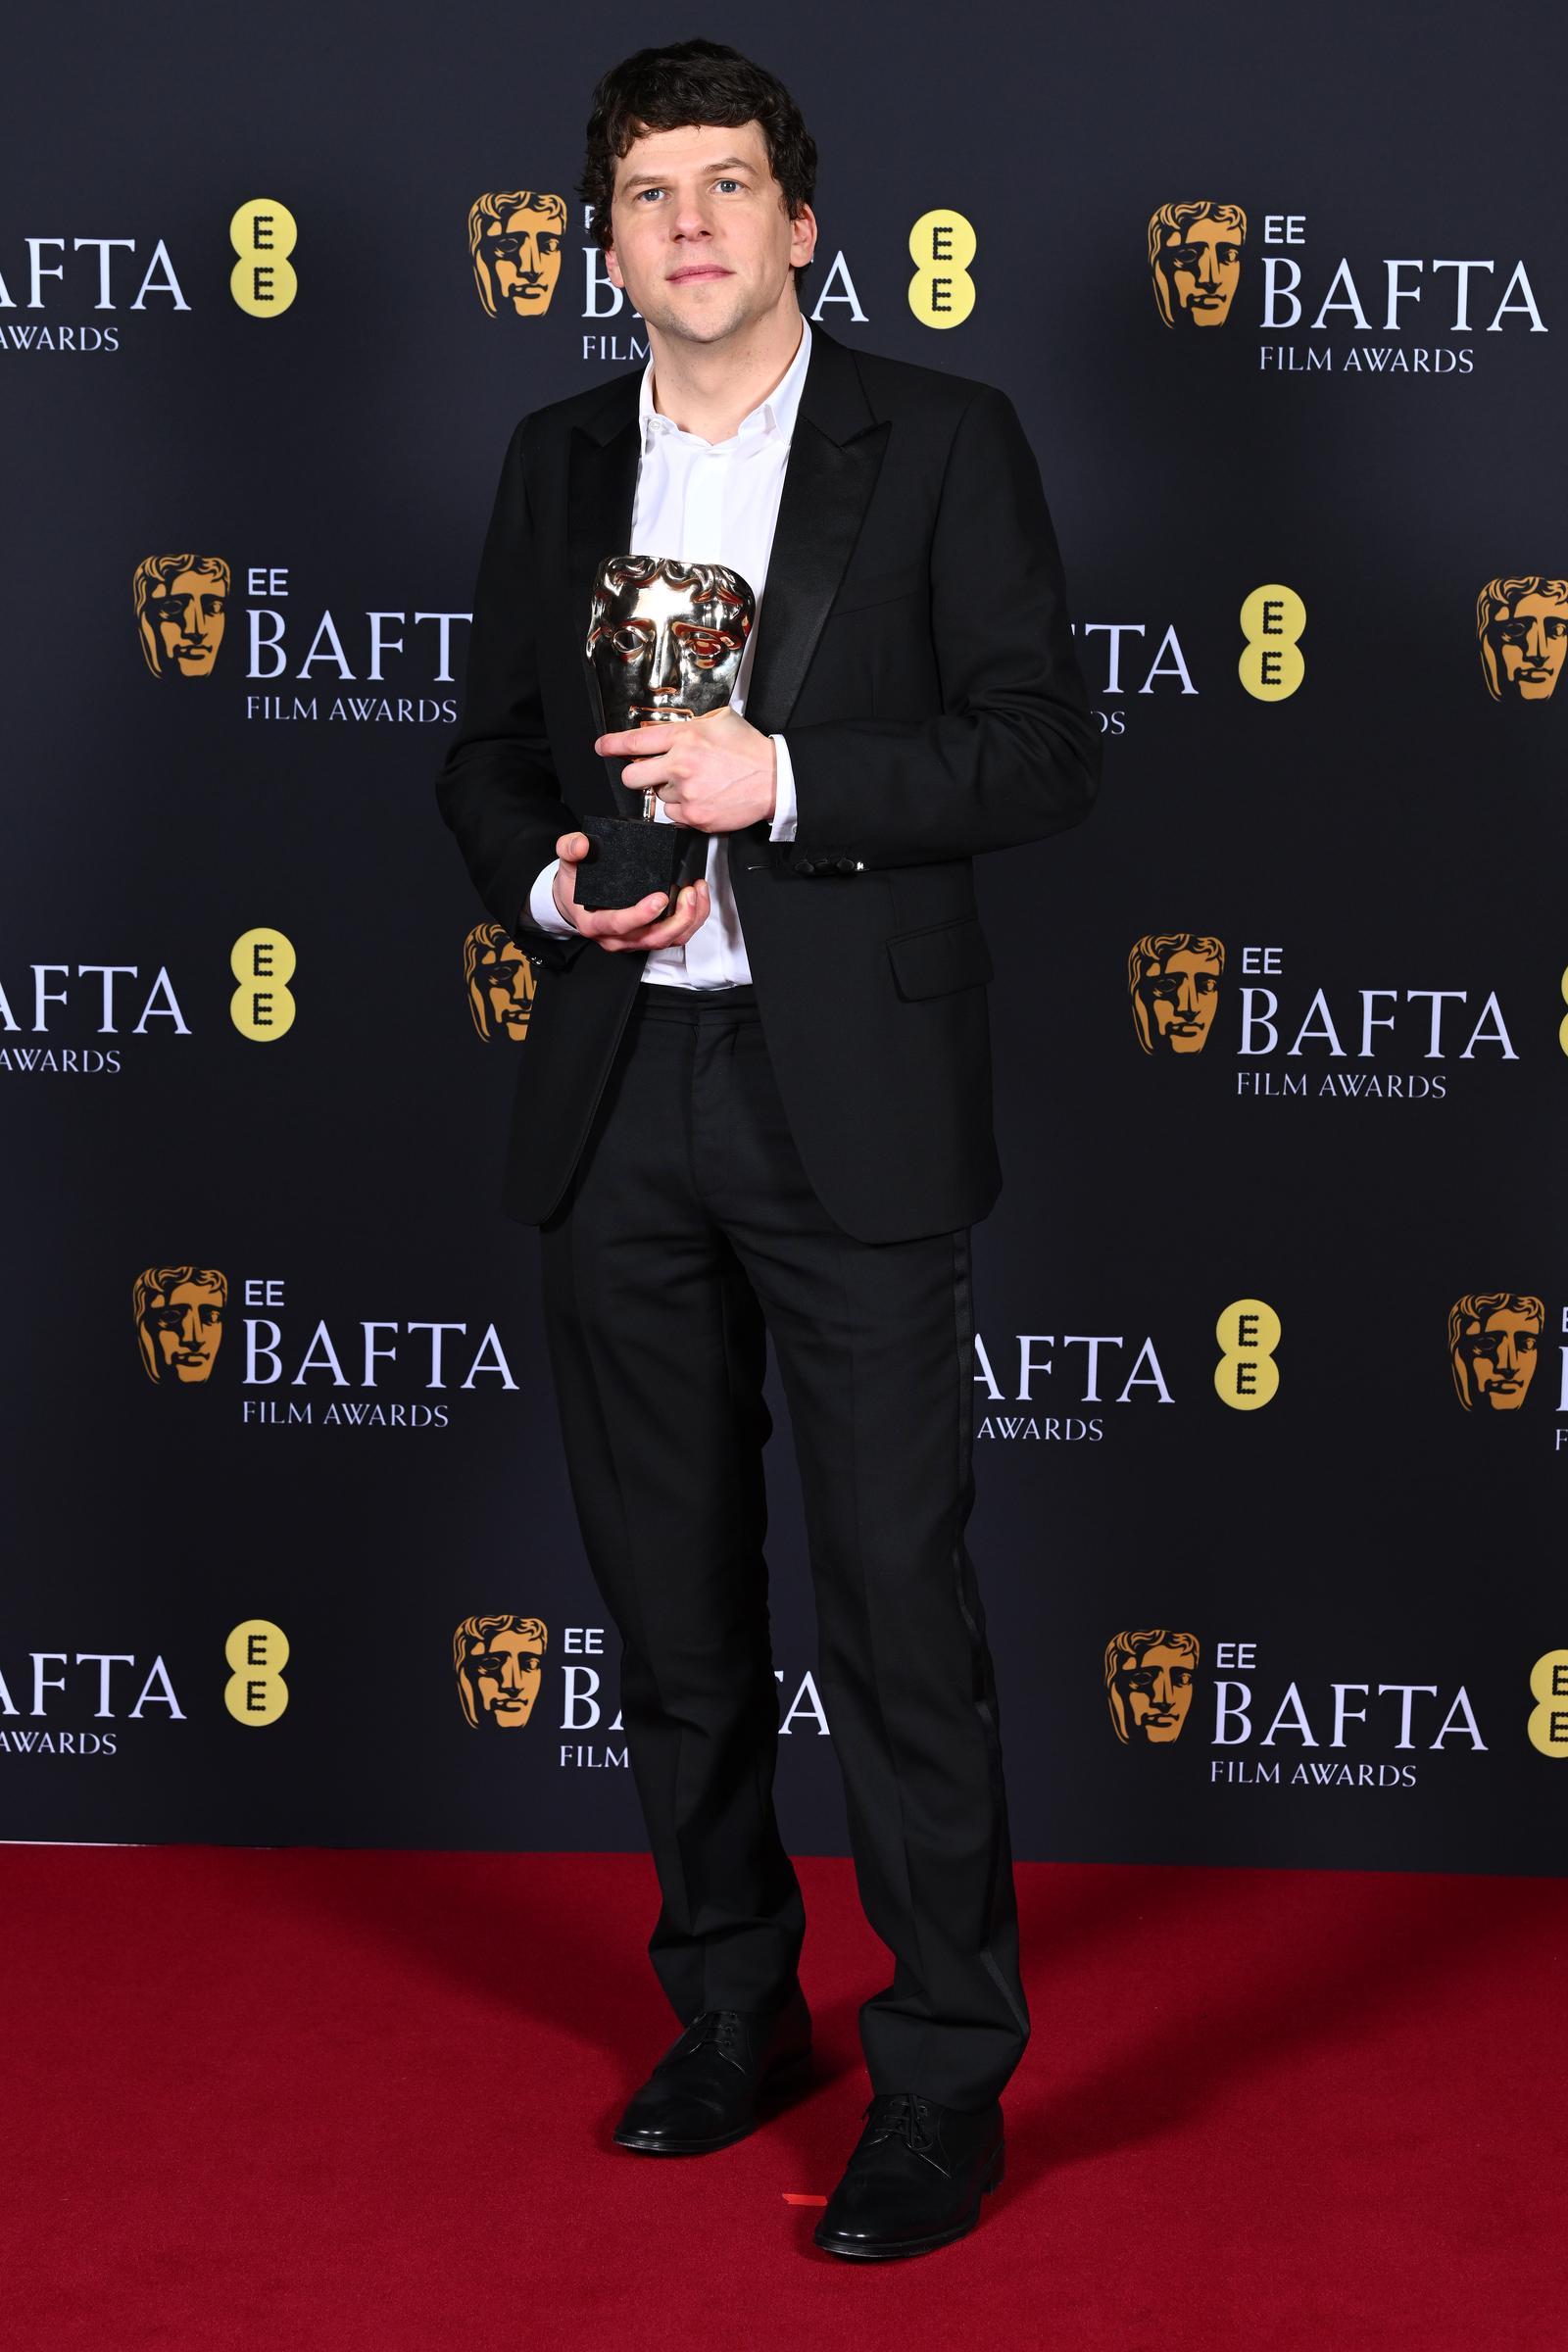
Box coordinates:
[605,242,625,291]
[789,202,817,270]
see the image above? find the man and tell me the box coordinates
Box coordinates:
[437,39,1099,2260]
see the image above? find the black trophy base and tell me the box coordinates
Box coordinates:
[573,816,708,914]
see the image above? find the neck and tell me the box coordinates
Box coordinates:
[647,298,804,443]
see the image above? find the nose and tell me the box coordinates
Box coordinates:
[178,1311,203,1353]
[670,188,713,243]
[650,619,681,693]
[1197,248,1218,287]
[1176,980,1199,1018]
[1525,621,1547,667]
[1495,1335,1520,1374]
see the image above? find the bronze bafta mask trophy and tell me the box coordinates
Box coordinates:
[576,555,757,912]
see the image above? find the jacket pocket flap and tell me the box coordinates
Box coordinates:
[887,916,995,1001]
[828,563,928,617]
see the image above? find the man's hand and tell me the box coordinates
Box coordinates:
[594,708,777,833]
[551,832,710,953]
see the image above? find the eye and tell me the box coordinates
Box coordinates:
[634,186,664,204]
[715,178,742,193]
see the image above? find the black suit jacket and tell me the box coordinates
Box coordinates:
[436,325,1100,1244]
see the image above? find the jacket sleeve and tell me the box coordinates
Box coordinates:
[785,385,1102,865]
[434,417,589,972]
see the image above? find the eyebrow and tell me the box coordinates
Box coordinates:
[619,157,756,191]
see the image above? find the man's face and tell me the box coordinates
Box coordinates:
[589,566,751,728]
[466,1630,544,1729]
[147,567,226,676]
[1157,215,1243,327]
[1486,595,1568,702]
[480,945,534,1041]
[485,203,563,317]
[1111,1645,1196,1743]
[604,119,814,349]
[1136,951,1222,1054]
[1455,1308,1542,1410]
[144,1281,223,1384]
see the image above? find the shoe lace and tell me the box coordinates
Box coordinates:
[864,2092,934,2152]
[689,2011,743,2054]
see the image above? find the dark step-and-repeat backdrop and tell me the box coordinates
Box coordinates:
[6,4,1564,1874]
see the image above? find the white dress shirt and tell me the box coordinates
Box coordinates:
[527,321,810,988]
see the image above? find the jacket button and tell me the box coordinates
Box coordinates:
[796,858,817,878]
[835,857,858,876]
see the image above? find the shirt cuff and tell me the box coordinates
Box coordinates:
[528,858,578,937]
[767,737,798,842]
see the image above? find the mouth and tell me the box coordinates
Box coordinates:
[631,703,696,723]
[667,266,732,284]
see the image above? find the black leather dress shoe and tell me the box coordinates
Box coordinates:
[812,2092,1004,2260]
[612,1987,812,2154]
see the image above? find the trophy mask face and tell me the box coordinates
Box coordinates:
[1453,1306,1543,1411]
[1134,949,1222,1054]
[143,1279,224,1384]
[467,1630,544,1729]
[1110,1644,1196,1744]
[587,557,755,729]
[1485,592,1568,702]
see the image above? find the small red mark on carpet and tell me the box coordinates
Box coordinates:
[782,2193,828,2206]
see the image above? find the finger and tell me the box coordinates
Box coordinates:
[580,890,679,939]
[620,753,676,789]
[555,831,590,861]
[595,725,684,758]
[601,881,710,952]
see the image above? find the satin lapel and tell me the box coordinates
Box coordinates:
[743,413,890,739]
[567,414,640,806]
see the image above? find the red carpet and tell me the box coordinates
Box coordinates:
[1,1849,1562,2350]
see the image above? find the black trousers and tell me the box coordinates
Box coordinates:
[538,985,1029,2109]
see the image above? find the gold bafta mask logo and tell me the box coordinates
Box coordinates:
[1105,1629,1200,1745]
[1129,933,1225,1055]
[1148,202,1247,329]
[134,1264,227,1386]
[1448,1293,1544,1412]
[133,553,230,678]
[1476,577,1568,703]
[468,191,567,319]
[455,1614,549,1730]
[465,922,536,1044]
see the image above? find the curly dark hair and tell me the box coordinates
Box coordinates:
[580,38,816,280]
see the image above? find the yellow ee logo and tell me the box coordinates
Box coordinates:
[1215,1298,1281,1410]
[230,927,297,1041]
[1528,1650,1568,1756]
[907,209,975,329]
[230,199,298,317]
[224,1618,289,1725]
[1239,583,1305,702]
